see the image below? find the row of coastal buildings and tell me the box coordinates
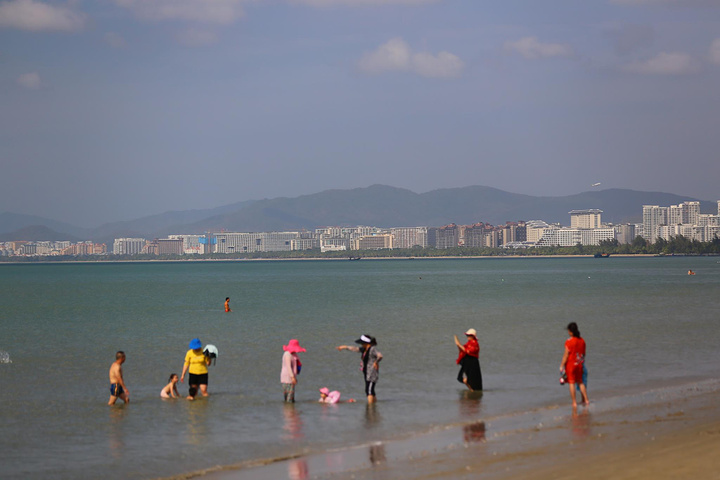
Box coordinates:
[0,240,107,257]
[110,201,720,255]
[2,201,719,257]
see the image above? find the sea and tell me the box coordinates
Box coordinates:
[1,256,720,479]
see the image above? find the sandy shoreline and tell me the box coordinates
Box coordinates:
[166,377,720,480]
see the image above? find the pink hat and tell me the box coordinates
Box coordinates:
[283,339,306,353]
[319,387,330,395]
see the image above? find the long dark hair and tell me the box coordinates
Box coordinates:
[567,322,581,338]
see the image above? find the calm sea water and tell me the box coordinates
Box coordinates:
[1,257,720,479]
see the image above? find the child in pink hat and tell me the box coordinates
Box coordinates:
[280,339,305,403]
[318,387,355,404]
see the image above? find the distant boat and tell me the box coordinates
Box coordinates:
[349,256,361,261]
[594,253,610,258]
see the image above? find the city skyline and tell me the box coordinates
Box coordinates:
[2,1,720,226]
[4,199,720,257]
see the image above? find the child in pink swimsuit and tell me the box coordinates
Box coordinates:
[160,373,180,398]
[318,387,355,404]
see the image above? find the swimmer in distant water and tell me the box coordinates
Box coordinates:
[160,373,180,399]
[108,351,129,405]
[225,297,232,312]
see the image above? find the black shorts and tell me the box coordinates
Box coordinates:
[365,380,376,396]
[189,373,208,386]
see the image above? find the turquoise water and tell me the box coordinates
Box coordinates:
[1,257,720,479]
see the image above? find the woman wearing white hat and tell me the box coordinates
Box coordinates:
[337,334,382,403]
[454,329,483,391]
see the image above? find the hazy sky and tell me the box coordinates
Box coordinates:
[2,0,719,227]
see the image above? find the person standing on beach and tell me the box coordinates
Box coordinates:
[181,338,211,397]
[225,297,231,313]
[560,322,589,407]
[454,328,483,391]
[281,339,306,402]
[108,351,129,405]
[337,335,382,404]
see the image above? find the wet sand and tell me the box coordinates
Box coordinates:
[177,378,720,480]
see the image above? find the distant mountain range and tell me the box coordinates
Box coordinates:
[0,185,714,244]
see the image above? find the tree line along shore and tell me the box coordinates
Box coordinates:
[2,235,720,263]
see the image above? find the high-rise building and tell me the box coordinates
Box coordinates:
[570,209,602,229]
[157,238,183,255]
[463,224,486,248]
[642,205,668,242]
[615,224,637,244]
[643,201,704,243]
[390,227,428,249]
[352,234,393,250]
[113,238,147,255]
[435,224,459,249]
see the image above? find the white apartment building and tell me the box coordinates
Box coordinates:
[290,238,318,250]
[320,244,347,252]
[535,228,616,247]
[658,224,720,243]
[320,236,350,251]
[352,234,393,250]
[525,221,556,243]
[642,205,668,242]
[643,201,719,243]
[390,227,428,249]
[113,238,147,255]
[570,209,602,229]
[214,232,300,253]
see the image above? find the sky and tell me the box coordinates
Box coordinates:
[1,0,720,227]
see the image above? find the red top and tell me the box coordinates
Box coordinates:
[456,337,479,364]
[564,336,586,369]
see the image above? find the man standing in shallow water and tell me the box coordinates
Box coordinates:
[108,351,129,405]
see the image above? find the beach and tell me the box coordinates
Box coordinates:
[198,377,720,480]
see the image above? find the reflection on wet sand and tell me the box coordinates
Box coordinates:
[287,458,308,480]
[364,403,381,428]
[463,421,486,443]
[571,406,591,439]
[459,390,486,442]
[282,404,304,440]
[369,442,386,465]
[459,390,484,418]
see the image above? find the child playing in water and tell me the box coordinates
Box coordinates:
[160,373,180,399]
[187,387,198,401]
[318,387,355,404]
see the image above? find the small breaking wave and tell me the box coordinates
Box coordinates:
[0,351,11,364]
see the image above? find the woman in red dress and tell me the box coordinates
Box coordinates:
[560,322,589,406]
[454,328,483,391]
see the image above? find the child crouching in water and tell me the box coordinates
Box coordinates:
[161,373,180,399]
[318,387,355,404]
